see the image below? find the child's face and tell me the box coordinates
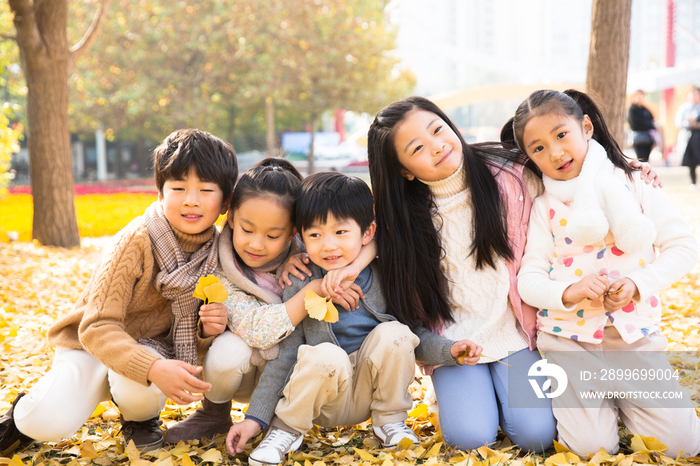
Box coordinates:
[393,110,463,182]
[521,113,593,181]
[301,213,375,271]
[158,166,227,235]
[230,196,295,268]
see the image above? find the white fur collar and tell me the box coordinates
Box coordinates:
[542,139,655,253]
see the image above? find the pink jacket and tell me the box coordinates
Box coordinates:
[495,162,538,350]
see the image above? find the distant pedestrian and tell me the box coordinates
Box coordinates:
[678,87,700,189]
[627,90,656,163]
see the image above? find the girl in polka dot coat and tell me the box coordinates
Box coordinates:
[506,89,700,458]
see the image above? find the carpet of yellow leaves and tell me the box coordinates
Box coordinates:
[0,193,157,242]
[1,171,699,465]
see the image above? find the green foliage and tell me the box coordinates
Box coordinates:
[68,0,414,148]
[280,0,415,118]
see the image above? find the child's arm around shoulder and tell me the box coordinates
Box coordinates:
[517,196,578,311]
[626,172,698,301]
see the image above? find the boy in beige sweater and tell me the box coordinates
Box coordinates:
[0,129,237,455]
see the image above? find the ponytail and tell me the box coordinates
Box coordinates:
[564,89,635,177]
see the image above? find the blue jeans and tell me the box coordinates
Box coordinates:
[431,348,556,452]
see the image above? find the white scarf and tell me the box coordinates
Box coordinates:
[542,139,656,254]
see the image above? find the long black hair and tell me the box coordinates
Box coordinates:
[505,89,637,178]
[367,96,528,329]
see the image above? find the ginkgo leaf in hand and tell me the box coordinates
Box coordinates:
[203,282,228,303]
[457,350,511,366]
[304,290,339,323]
[193,275,220,301]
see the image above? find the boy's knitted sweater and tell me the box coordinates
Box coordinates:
[47,215,217,386]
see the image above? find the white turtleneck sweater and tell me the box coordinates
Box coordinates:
[420,164,529,362]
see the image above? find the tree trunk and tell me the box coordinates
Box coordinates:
[10,0,80,247]
[265,96,276,157]
[307,114,317,175]
[586,0,632,145]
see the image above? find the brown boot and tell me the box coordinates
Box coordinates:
[164,398,232,444]
[119,415,164,452]
[0,393,33,457]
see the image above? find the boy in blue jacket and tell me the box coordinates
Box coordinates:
[226,172,456,466]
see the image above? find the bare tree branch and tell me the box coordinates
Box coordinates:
[69,0,109,66]
[8,0,44,58]
[0,33,18,42]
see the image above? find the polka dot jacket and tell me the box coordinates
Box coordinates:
[517,168,698,345]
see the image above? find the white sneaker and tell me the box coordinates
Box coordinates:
[248,425,303,466]
[373,421,419,448]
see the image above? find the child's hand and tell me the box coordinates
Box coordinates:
[279,253,312,289]
[200,303,228,338]
[321,265,361,300]
[562,274,609,306]
[450,340,482,366]
[330,283,364,311]
[147,359,211,405]
[603,278,639,312]
[631,160,663,187]
[226,418,262,455]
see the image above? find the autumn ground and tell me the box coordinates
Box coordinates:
[1,167,700,465]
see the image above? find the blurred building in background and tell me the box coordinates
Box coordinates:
[390,0,700,149]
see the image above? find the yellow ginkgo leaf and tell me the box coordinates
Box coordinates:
[200,448,223,463]
[408,403,429,419]
[305,290,339,323]
[203,282,228,303]
[630,433,667,453]
[193,275,220,301]
[353,447,378,462]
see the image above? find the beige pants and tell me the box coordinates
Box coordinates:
[274,321,419,434]
[202,331,262,404]
[14,346,167,442]
[538,329,700,457]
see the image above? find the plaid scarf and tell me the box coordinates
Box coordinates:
[141,201,220,365]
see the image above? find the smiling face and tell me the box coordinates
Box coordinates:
[393,109,463,182]
[301,213,375,271]
[521,112,594,181]
[159,166,227,235]
[230,196,296,268]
